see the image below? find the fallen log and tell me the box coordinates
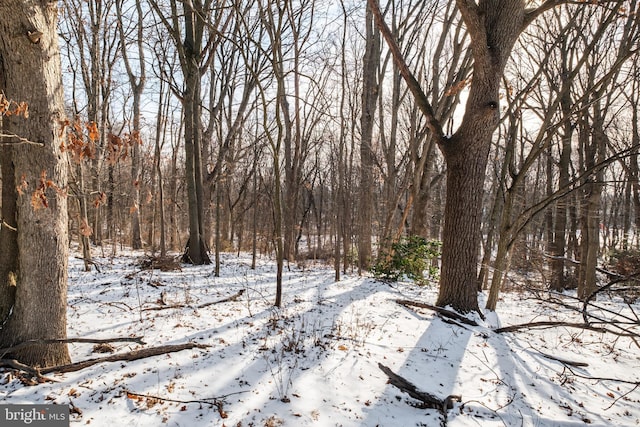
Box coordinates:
[0,337,146,356]
[494,321,608,334]
[37,342,209,374]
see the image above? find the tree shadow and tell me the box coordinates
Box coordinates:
[360,302,474,427]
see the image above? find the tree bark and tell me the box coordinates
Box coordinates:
[0,0,71,367]
[435,1,525,313]
[371,0,526,313]
[179,0,211,265]
[358,2,380,272]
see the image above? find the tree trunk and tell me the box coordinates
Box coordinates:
[578,104,606,300]
[0,146,18,325]
[180,2,210,265]
[370,0,527,314]
[0,0,71,367]
[358,3,380,272]
[435,1,525,313]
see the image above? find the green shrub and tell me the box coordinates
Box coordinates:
[372,236,441,285]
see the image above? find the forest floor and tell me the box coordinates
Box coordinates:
[1,249,639,427]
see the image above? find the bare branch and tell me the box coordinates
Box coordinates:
[523,0,625,28]
[523,0,569,28]
[124,389,247,410]
[38,342,209,374]
[0,133,43,146]
[367,0,446,144]
[494,320,609,334]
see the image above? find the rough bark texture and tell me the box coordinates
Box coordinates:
[358,2,380,272]
[371,0,528,313]
[550,40,574,291]
[0,0,71,367]
[435,1,526,313]
[180,0,210,265]
[0,145,18,324]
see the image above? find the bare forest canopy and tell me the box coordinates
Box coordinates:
[13,0,640,308]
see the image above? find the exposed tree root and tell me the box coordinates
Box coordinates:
[395,299,479,326]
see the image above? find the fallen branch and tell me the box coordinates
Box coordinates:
[196,289,245,308]
[494,321,609,334]
[559,364,640,410]
[124,389,247,418]
[0,337,146,356]
[395,299,479,327]
[0,359,57,383]
[142,289,245,312]
[39,342,208,374]
[537,351,589,367]
[378,362,460,426]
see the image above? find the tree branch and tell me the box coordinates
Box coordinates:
[124,389,247,418]
[378,362,461,426]
[455,0,488,59]
[0,337,146,356]
[523,0,624,29]
[367,0,446,144]
[38,342,209,374]
[494,321,609,334]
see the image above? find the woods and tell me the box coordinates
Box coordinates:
[1,0,640,368]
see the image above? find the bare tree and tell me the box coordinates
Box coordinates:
[115,0,146,250]
[358,1,381,272]
[369,0,633,313]
[149,0,234,264]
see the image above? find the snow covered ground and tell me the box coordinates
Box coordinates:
[1,250,639,426]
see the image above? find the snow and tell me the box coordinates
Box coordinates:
[1,250,639,426]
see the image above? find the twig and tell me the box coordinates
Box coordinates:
[605,383,640,410]
[124,389,245,406]
[142,289,245,311]
[536,350,589,367]
[562,364,640,386]
[0,133,43,146]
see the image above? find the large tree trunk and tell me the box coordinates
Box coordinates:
[370,0,527,314]
[180,2,210,265]
[358,2,380,272]
[435,1,525,313]
[0,0,71,367]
